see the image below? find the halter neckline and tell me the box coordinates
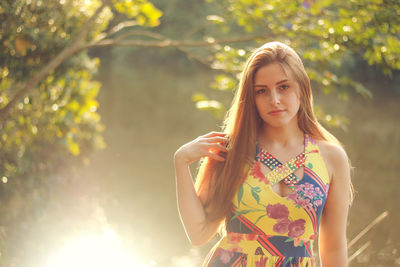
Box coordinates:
[254,133,317,189]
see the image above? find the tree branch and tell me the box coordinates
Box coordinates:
[0,1,109,124]
[182,21,213,40]
[0,9,271,124]
[176,47,213,66]
[95,20,139,42]
[348,211,389,249]
[114,30,166,42]
[86,33,269,49]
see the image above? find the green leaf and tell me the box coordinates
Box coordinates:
[141,2,162,26]
[254,215,265,225]
[237,184,244,206]
[251,190,260,204]
[66,137,80,156]
[195,100,224,110]
[211,75,236,91]
[253,186,261,193]
[194,100,226,119]
[230,209,259,221]
[353,82,373,99]
[284,257,294,264]
[192,93,207,102]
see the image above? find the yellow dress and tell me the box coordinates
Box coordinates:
[202,134,330,267]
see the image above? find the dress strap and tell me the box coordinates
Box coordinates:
[255,134,318,189]
[261,152,306,188]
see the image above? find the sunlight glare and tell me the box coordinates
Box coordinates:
[46,227,151,267]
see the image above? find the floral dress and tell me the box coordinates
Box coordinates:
[202,134,330,267]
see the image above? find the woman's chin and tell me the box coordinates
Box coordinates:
[262,117,298,129]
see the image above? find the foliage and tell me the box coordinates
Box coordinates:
[0,0,162,265]
[0,0,399,265]
[192,0,400,126]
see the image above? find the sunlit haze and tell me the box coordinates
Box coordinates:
[45,227,155,267]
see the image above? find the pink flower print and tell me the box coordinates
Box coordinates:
[218,248,234,264]
[288,219,306,237]
[304,190,317,199]
[272,218,291,234]
[255,256,268,267]
[315,187,323,196]
[314,199,322,207]
[297,198,311,209]
[297,183,306,191]
[301,187,316,199]
[266,203,289,219]
[251,161,265,182]
[304,183,314,190]
[325,183,330,192]
[228,232,244,244]
[287,191,300,202]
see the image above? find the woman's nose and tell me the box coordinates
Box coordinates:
[270,89,280,105]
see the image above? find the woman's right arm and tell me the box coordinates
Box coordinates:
[174,132,228,246]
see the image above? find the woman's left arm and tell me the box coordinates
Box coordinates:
[318,143,351,267]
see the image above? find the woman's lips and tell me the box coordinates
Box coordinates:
[268,109,285,116]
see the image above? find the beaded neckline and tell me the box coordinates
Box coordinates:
[254,134,317,189]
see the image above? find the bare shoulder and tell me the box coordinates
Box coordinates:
[316,140,348,164]
[315,140,349,179]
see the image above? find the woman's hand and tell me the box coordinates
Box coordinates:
[174,131,228,165]
[174,131,228,246]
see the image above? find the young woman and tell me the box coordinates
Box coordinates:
[174,42,351,266]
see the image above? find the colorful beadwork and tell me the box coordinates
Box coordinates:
[257,151,305,189]
[254,134,317,190]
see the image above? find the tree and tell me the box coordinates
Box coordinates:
[0,0,162,265]
[0,0,399,265]
[0,0,276,265]
[191,0,400,127]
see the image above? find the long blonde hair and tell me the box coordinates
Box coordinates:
[195,41,350,223]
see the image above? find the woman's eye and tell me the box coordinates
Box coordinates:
[280,84,290,90]
[256,89,266,94]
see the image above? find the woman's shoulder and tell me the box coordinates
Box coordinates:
[314,139,349,179]
[315,139,348,161]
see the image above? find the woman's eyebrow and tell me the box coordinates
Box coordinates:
[276,79,289,85]
[254,79,289,88]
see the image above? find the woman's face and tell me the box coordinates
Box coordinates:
[253,62,301,129]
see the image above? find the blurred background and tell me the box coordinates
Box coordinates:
[0,0,399,266]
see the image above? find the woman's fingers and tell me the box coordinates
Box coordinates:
[206,143,228,152]
[203,136,228,144]
[205,142,228,162]
[202,131,226,138]
[175,132,229,165]
[205,151,226,162]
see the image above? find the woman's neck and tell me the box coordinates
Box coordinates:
[258,123,304,148]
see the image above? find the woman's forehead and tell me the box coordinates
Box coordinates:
[253,63,293,85]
